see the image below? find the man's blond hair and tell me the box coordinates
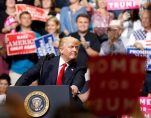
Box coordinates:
[58,36,81,49]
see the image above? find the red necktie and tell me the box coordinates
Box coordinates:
[56,63,67,85]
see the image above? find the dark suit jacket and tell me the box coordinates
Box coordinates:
[15,56,86,91]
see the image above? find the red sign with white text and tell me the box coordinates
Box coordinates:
[139,97,151,117]
[122,97,151,117]
[107,0,140,10]
[6,32,36,56]
[16,4,47,22]
[87,55,146,116]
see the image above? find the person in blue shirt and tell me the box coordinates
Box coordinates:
[60,0,87,36]
[9,11,41,86]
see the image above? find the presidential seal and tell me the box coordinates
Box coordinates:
[24,91,49,117]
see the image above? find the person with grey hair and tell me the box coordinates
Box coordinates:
[129,10,151,49]
[128,10,151,96]
[100,20,126,55]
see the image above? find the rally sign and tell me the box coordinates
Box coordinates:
[16,4,47,22]
[122,97,151,118]
[107,0,140,10]
[35,34,59,57]
[86,54,146,116]
[6,32,36,56]
[127,47,151,71]
[139,97,151,118]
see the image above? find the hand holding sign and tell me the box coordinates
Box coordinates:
[6,32,36,56]
[134,42,144,50]
[16,4,48,22]
[107,0,140,10]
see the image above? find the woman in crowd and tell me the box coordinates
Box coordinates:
[0,73,11,105]
[91,0,114,44]
[33,0,60,35]
[118,10,142,35]
[118,9,142,48]
[60,0,87,36]
[34,0,41,7]
[45,16,62,41]
[45,16,63,55]
[41,0,59,17]
[0,0,18,34]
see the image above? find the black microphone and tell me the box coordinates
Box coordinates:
[45,53,55,60]
[39,53,55,84]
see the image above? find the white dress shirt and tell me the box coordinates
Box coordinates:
[57,57,69,77]
[0,94,6,105]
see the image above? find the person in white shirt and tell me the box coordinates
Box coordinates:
[128,10,151,96]
[128,10,151,49]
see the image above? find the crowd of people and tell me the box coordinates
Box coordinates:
[0,0,151,111]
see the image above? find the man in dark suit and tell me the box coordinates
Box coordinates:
[15,36,86,96]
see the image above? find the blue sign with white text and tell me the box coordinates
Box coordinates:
[127,47,151,71]
[35,34,59,57]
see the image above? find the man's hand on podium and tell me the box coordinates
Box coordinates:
[71,85,79,97]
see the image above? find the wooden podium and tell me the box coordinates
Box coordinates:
[7,85,74,118]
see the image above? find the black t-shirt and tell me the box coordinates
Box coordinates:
[70,32,100,67]
[0,11,9,33]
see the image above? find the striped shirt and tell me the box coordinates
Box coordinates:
[128,28,151,47]
[133,29,146,40]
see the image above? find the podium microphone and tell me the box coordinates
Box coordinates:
[45,53,55,60]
